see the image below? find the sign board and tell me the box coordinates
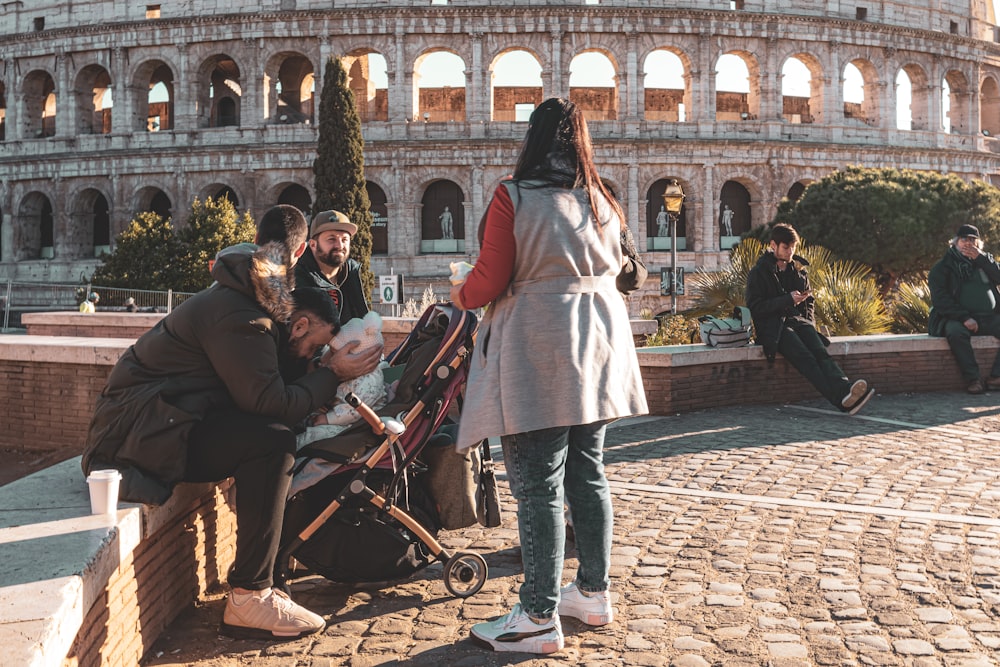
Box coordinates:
[660,267,685,296]
[379,274,403,304]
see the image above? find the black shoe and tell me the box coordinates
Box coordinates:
[986,376,1000,391]
[968,379,986,394]
[840,379,868,408]
[841,387,875,415]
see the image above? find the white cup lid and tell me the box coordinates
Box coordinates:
[87,469,122,482]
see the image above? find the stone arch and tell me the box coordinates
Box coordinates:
[133,185,173,221]
[643,47,691,122]
[716,51,760,121]
[16,191,54,260]
[275,182,311,214]
[132,59,175,132]
[70,187,112,257]
[74,64,112,135]
[646,177,689,251]
[944,69,972,134]
[785,180,813,203]
[569,49,619,121]
[264,52,315,124]
[489,48,543,122]
[420,179,465,253]
[781,52,824,124]
[23,69,57,138]
[719,179,753,249]
[367,181,389,255]
[413,49,467,122]
[980,73,1000,137]
[200,183,241,209]
[198,54,241,128]
[843,58,879,126]
[899,63,930,131]
[344,49,389,122]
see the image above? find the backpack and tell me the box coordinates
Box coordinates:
[699,306,752,348]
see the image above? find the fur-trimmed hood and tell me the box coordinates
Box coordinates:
[211,241,295,323]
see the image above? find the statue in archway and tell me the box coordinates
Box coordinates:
[439,206,454,240]
[656,205,669,237]
[721,204,735,236]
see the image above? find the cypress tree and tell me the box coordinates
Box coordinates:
[313,55,375,298]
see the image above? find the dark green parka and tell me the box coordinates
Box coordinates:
[928,246,1000,337]
[82,242,339,504]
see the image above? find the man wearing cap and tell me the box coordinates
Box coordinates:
[928,224,1000,394]
[295,209,369,326]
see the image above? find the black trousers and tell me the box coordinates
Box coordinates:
[185,409,297,590]
[777,323,851,407]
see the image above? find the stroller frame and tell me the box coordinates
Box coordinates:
[275,305,488,598]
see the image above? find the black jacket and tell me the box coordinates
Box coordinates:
[745,250,818,360]
[294,248,369,326]
[82,242,340,504]
[928,246,1000,336]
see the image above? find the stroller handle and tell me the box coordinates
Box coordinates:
[344,391,405,436]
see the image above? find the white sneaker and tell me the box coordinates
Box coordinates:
[841,379,868,408]
[470,603,564,653]
[221,588,325,639]
[558,582,614,626]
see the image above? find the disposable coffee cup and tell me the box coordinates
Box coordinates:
[86,469,122,516]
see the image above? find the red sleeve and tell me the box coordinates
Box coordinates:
[459,185,516,309]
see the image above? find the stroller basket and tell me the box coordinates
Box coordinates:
[276,303,489,599]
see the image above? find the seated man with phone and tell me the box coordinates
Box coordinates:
[746,223,874,415]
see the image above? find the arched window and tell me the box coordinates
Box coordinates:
[490,50,543,121]
[201,55,241,128]
[17,192,54,260]
[75,65,112,134]
[344,51,389,122]
[277,183,311,214]
[782,56,819,124]
[716,53,759,121]
[644,50,687,122]
[569,51,618,121]
[420,180,464,253]
[844,60,878,126]
[72,189,111,257]
[981,76,1000,137]
[414,51,466,122]
[786,182,807,203]
[367,182,388,255]
[0,81,6,141]
[265,53,315,124]
[23,70,57,138]
[134,186,172,220]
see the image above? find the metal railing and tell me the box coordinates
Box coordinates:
[1,281,195,331]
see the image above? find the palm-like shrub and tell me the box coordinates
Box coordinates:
[888,277,931,333]
[645,314,700,346]
[686,237,891,336]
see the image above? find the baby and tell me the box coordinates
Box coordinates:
[296,311,389,448]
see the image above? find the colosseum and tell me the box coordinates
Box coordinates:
[1,0,999,313]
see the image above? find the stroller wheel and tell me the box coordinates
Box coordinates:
[443,551,488,598]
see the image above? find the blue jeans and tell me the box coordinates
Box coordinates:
[501,421,613,619]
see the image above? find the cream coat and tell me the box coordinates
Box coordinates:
[456,180,648,450]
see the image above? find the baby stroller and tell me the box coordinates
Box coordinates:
[275,303,488,598]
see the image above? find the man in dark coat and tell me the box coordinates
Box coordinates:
[746,223,874,414]
[82,205,381,640]
[928,223,1000,394]
[294,209,369,326]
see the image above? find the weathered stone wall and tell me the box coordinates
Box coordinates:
[1,3,1000,315]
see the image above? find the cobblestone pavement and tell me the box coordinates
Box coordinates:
[146,391,1000,666]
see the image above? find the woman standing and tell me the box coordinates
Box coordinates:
[450,98,648,654]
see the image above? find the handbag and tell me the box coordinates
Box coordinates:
[699,306,752,348]
[616,226,648,294]
[422,437,502,529]
[477,440,503,528]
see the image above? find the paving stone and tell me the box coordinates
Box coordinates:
[892,639,936,655]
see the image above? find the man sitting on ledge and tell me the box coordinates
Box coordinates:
[82,205,381,640]
[746,223,874,415]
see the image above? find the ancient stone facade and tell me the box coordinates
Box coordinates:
[1,1,999,313]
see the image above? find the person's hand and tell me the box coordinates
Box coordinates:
[449,284,468,310]
[790,290,810,305]
[323,341,382,382]
[957,238,981,261]
[964,317,979,333]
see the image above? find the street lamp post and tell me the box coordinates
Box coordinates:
[662,179,685,314]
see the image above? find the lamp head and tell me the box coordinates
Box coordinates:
[662,179,685,215]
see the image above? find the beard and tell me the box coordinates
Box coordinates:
[317,247,347,269]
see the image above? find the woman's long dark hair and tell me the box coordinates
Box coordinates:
[511,98,625,231]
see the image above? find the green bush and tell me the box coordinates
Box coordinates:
[645,314,700,346]
[887,277,931,334]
